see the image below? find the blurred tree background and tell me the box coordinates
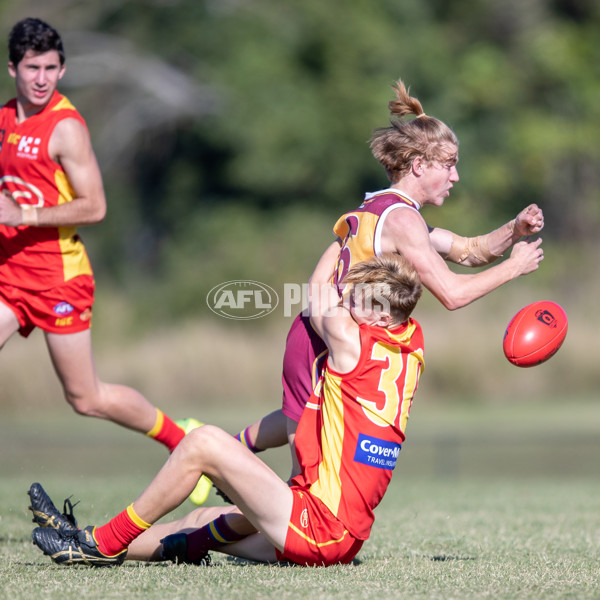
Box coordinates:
[0,0,598,406]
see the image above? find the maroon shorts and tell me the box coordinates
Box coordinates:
[275,486,363,566]
[0,275,94,337]
[281,313,327,422]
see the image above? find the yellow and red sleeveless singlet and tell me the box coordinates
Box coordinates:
[281,189,421,422]
[277,319,425,565]
[0,91,93,291]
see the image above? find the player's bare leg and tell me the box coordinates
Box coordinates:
[31,425,293,566]
[128,505,278,563]
[184,415,300,555]
[126,504,243,561]
[132,425,293,551]
[214,531,279,563]
[161,416,302,560]
[0,300,20,349]
[44,329,185,451]
[45,329,160,430]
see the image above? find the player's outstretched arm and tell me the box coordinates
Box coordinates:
[429,204,544,268]
[382,207,544,310]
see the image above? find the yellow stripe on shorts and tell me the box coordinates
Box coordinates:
[288,521,349,548]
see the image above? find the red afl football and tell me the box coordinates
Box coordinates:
[503,301,568,367]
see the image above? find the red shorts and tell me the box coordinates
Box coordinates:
[0,275,94,337]
[275,486,363,566]
[281,314,327,422]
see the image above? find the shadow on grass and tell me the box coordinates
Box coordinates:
[222,555,364,567]
[430,554,476,562]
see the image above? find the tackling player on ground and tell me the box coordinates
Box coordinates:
[29,252,425,567]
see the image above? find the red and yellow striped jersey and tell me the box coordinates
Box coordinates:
[292,318,425,540]
[0,91,93,290]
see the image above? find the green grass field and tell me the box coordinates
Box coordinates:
[1,400,599,600]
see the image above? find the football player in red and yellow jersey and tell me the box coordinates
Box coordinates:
[0,18,200,468]
[30,252,425,567]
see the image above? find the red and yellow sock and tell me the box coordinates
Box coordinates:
[146,409,185,452]
[94,504,151,557]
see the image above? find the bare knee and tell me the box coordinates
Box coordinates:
[186,424,227,452]
[66,395,97,417]
[178,425,230,467]
[62,387,104,418]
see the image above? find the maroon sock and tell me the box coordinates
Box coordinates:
[186,515,249,562]
[235,427,263,453]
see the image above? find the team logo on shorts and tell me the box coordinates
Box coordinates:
[354,433,401,470]
[53,301,74,315]
[300,508,309,528]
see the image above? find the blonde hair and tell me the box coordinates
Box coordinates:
[369,79,459,182]
[344,253,422,325]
